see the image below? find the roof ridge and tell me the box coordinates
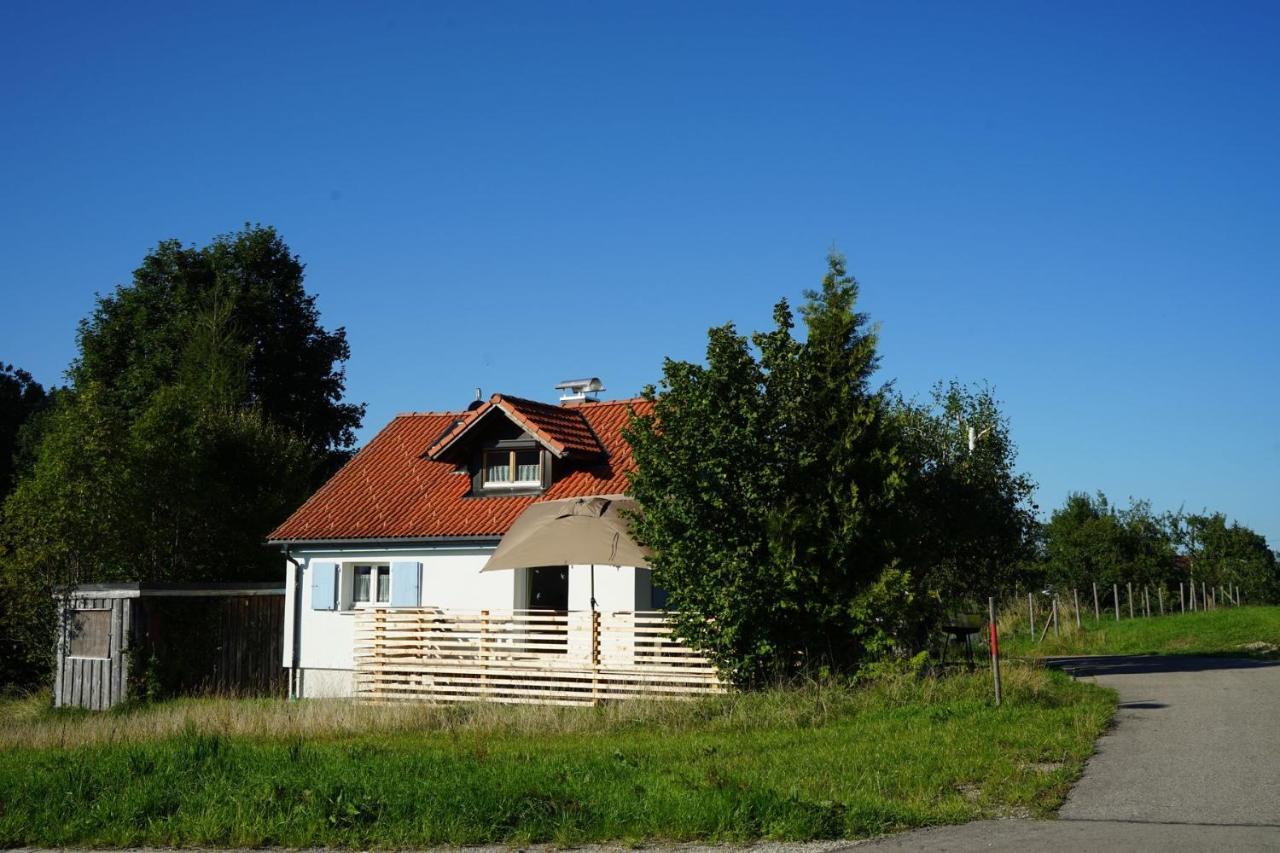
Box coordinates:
[560,396,649,408]
[394,410,467,418]
[494,392,566,411]
[492,396,583,456]
[392,395,648,418]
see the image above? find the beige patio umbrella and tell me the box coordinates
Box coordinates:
[481,495,650,609]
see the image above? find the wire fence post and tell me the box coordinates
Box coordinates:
[1158,586,1164,615]
[1180,582,1185,613]
[988,596,1002,708]
[1144,586,1150,618]
[1052,596,1060,638]
[1113,584,1120,621]
[1073,588,1082,628]
[1202,582,1208,611]
[1127,582,1134,619]
[1093,582,1100,621]
[1028,592,1035,640]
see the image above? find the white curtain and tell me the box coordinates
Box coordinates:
[516,451,540,482]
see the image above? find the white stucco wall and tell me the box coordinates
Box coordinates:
[567,564,649,612]
[284,545,503,670]
[283,543,654,697]
[298,668,355,698]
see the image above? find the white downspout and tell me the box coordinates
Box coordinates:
[285,548,303,700]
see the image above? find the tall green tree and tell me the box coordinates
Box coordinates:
[1040,492,1179,592]
[0,364,48,502]
[625,254,905,686]
[73,224,363,468]
[1181,513,1278,603]
[892,382,1039,605]
[1,226,358,685]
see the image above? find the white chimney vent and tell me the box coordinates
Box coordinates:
[555,377,605,403]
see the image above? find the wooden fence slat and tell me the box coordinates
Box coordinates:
[353,607,724,706]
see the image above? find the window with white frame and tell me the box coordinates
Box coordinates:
[352,564,390,605]
[483,448,542,488]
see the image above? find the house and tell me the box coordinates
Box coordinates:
[267,379,672,700]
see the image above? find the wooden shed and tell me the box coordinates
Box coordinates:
[54,582,286,710]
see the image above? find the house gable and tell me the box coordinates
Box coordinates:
[455,411,555,497]
[425,394,605,462]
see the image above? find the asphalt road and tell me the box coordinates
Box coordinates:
[849,654,1280,851]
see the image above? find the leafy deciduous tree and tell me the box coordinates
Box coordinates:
[73,224,363,469]
[0,364,48,501]
[0,226,359,685]
[1181,512,1278,603]
[625,254,905,686]
[892,382,1039,608]
[1040,493,1179,592]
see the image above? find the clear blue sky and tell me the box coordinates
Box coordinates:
[3,2,1277,545]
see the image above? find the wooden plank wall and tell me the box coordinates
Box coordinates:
[132,594,286,699]
[355,608,726,706]
[55,593,284,710]
[54,597,129,711]
[212,595,286,697]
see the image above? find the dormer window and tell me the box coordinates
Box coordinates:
[483,449,542,488]
[424,395,605,498]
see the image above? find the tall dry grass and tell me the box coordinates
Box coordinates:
[1,662,1060,750]
[996,595,1088,646]
[0,665,1113,846]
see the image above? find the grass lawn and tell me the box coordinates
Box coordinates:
[0,666,1113,847]
[1001,604,1280,660]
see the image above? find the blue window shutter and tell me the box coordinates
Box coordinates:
[310,561,338,610]
[390,561,421,607]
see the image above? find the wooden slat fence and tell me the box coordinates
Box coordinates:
[355,608,726,706]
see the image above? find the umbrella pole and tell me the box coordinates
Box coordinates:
[589,563,601,696]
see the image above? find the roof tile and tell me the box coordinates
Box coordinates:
[268,397,651,542]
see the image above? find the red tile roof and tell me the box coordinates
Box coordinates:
[425,394,604,460]
[267,396,651,542]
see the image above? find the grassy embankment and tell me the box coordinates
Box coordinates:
[1000,604,1280,660]
[0,665,1112,847]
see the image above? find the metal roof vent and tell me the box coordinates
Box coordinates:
[555,377,604,403]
